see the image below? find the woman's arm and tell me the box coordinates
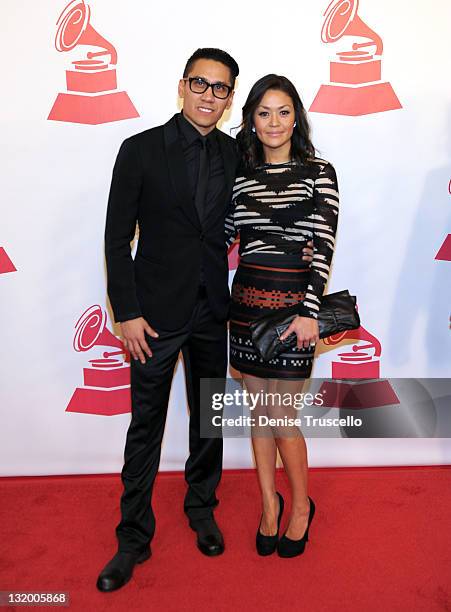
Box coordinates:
[224,200,238,248]
[280,161,339,348]
[299,161,339,318]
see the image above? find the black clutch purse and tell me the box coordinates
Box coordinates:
[249,290,360,362]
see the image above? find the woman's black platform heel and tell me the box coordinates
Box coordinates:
[277,496,315,558]
[256,492,284,556]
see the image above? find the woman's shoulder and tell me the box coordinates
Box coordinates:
[307,156,335,171]
[303,157,338,184]
[233,157,336,184]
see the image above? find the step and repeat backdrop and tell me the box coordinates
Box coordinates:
[1,0,450,475]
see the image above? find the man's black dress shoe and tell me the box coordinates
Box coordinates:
[96,549,151,592]
[189,518,224,556]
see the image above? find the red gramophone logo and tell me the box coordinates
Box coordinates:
[434,179,451,261]
[318,323,399,408]
[66,305,131,415]
[310,0,402,116]
[48,0,139,125]
[0,247,16,274]
[228,241,240,271]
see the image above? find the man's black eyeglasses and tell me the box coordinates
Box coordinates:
[183,77,232,99]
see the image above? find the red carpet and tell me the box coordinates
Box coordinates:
[1,466,450,611]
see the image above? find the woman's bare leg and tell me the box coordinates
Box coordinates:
[242,373,280,536]
[269,378,311,540]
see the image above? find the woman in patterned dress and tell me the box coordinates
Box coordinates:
[225,75,339,557]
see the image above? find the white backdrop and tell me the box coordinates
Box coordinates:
[1,0,450,475]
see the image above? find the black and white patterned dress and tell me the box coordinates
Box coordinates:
[225,158,339,378]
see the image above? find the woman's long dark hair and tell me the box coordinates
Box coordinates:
[236,74,315,170]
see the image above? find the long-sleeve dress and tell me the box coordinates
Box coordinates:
[225,158,339,378]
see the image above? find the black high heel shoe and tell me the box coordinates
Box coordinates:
[277,496,315,558]
[256,492,284,556]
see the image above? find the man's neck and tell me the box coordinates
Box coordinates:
[181,111,216,137]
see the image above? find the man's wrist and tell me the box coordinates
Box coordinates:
[117,312,142,323]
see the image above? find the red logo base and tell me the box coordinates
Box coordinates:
[318,379,399,409]
[48,91,139,125]
[66,386,131,415]
[309,82,402,116]
[435,235,451,261]
[0,247,16,274]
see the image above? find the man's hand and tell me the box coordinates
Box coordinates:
[302,240,314,263]
[120,317,159,364]
[279,316,319,350]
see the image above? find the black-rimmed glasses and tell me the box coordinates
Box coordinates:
[183,77,232,99]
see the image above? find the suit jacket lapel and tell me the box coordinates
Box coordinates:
[163,115,201,231]
[202,131,237,226]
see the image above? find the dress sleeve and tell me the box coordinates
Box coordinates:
[224,196,238,248]
[298,161,339,319]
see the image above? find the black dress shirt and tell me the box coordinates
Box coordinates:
[177,112,225,216]
[176,112,225,286]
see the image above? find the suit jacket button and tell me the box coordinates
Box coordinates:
[200,233,204,241]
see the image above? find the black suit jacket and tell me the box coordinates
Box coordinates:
[105,114,238,330]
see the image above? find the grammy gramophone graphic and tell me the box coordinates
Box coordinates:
[435,179,451,261]
[228,240,240,271]
[0,247,16,275]
[310,0,402,116]
[48,0,139,125]
[436,234,451,261]
[66,305,131,415]
[318,324,399,409]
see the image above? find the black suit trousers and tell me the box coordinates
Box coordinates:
[116,292,227,553]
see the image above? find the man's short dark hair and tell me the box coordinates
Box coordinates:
[183,48,239,89]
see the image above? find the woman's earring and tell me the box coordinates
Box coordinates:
[293,121,297,128]
[251,126,256,133]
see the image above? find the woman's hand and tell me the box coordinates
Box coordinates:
[279,316,319,349]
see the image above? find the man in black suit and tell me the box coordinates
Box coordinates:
[97,48,313,592]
